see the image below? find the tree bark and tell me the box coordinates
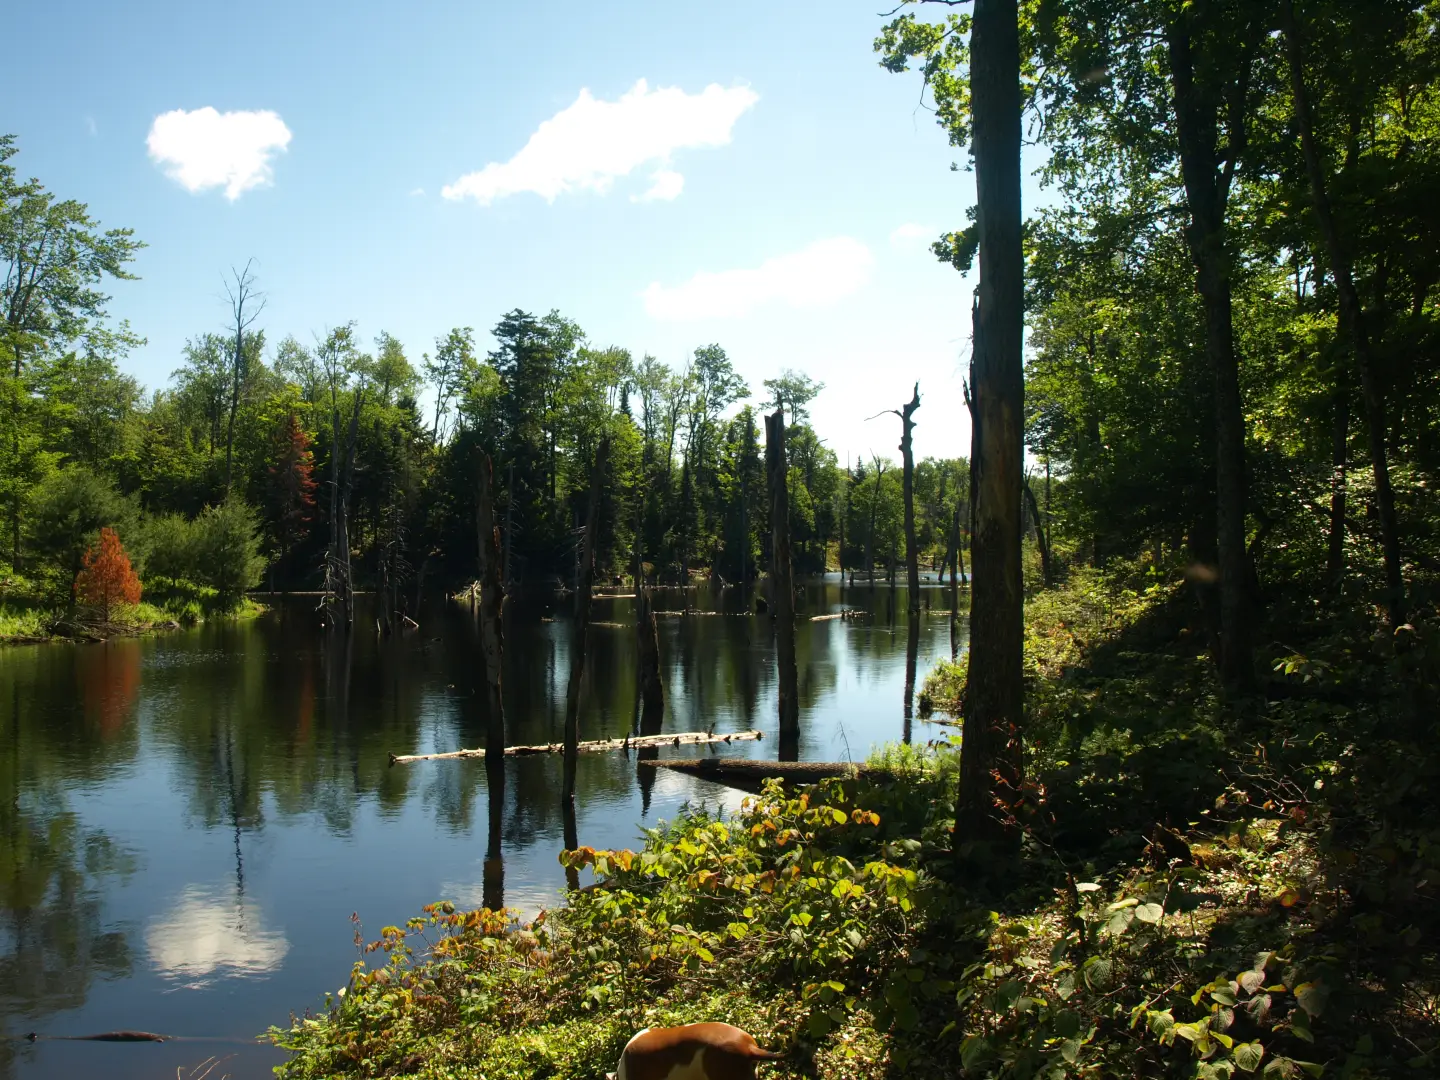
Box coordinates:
[897,384,922,615]
[1284,0,1405,622]
[1167,9,1257,693]
[766,409,799,759]
[957,0,1025,851]
[562,437,609,804]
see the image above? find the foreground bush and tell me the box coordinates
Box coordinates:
[268,570,1440,1079]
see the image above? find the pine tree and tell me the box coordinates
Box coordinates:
[268,413,317,561]
[76,527,142,622]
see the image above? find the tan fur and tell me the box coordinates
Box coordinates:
[611,1023,782,1080]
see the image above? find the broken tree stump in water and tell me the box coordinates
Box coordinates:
[389,730,762,765]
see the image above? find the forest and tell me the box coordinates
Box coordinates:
[4,0,1440,1077]
[0,161,973,633]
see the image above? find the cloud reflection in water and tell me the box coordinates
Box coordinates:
[146,884,289,984]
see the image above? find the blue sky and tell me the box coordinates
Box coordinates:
[10,0,1050,465]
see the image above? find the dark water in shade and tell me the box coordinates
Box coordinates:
[1,576,967,1080]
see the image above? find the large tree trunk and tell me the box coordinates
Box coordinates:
[765,409,799,760]
[562,438,609,804]
[1284,1,1405,623]
[898,384,922,615]
[1168,11,1257,693]
[957,0,1025,851]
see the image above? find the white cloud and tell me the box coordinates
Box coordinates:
[890,222,935,248]
[409,187,426,197]
[642,237,874,321]
[147,107,292,200]
[146,884,289,983]
[634,168,684,203]
[441,79,757,204]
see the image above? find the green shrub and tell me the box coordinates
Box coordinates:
[26,467,141,598]
[190,498,265,608]
[144,512,197,582]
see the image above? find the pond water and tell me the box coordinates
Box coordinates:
[1,577,966,1080]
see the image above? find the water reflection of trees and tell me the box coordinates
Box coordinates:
[1,662,138,1080]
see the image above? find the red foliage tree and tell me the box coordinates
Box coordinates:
[76,527,143,622]
[268,413,318,557]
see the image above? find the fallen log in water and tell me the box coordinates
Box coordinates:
[638,757,898,794]
[389,729,763,765]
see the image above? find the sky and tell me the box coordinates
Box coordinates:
[8,0,1052,467]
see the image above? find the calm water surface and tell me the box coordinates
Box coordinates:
[1,578,966,1079]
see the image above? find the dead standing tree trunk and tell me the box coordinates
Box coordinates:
[765,409,799,760]
[958,0,1026,853]
[562,437,609,805]
[900,387,921,614]
[1023,477,1054,588]
[326,388,364,630]
[223,260,264,497]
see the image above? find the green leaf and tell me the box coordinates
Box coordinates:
[1054,1009,1081,1038]
[1107,909,1135,936]
[1135,902,1164,924]
[960,1035,993,1071]
[1233,1042,1265,1073]
[1082,957,1112,990]
[1293,982,1329,1017]
[1061,1039,1082,1063]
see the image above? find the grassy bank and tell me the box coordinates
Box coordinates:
[266,565,1439,1079]
[0,573,265,643]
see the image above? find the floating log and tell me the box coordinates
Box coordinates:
[390,730,762,765]
[639,757,897,794]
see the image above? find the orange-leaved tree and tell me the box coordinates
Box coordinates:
[76,527,142,622]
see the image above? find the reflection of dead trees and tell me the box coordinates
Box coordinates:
[903,612,920,745]
[562,438,609,805]
[765,409,799,761]
[637,588,664,716]
[476,454,507,912]
[482,755,504,913]
[635,577,666,816]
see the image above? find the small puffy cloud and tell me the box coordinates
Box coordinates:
[147,107,292,200]
[409,187,426,197]
[634,169,684,203]
[442,79,757,204]
[889,222,934,248]
[642,237,874,321]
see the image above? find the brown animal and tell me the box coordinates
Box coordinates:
[608,1023,783,1080]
